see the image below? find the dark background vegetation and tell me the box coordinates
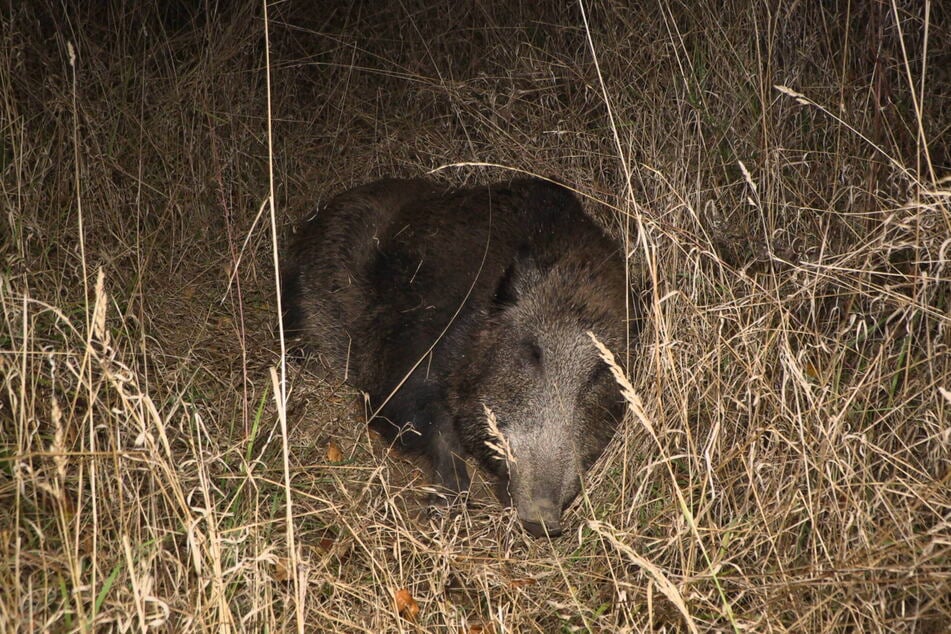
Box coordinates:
[2,1,948,631]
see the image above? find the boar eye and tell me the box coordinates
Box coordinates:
[588,361,610,385]
[522,339,543,366]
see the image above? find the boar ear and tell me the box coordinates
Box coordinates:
[493,248,542,306]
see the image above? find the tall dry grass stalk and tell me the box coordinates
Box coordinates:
[1,1,948,631]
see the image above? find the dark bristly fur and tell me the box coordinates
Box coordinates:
[282,177,641,537]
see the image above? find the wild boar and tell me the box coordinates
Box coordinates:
[282,176,640,537]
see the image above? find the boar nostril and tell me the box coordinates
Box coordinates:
[522,520,563,539]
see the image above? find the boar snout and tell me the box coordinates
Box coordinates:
[518,498,564,538]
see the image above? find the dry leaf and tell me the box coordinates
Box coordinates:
[326,440,343,462]
[508,578,536,589]
[395,588,420,620]
[273,557,290,582]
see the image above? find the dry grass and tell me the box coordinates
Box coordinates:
[1,1,949,632]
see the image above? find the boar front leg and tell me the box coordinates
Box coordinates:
[428,419,471,503]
